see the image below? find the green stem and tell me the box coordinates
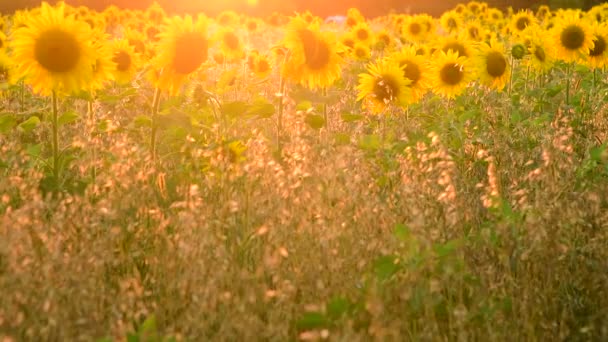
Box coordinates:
[51,90,59,181]
[565,63,571,106]
[20,81,25,113]
[277,77,285,154]
[524,65,530,93]
[150,87,161,163]
[322,87,328,130]
[508,57,515,96]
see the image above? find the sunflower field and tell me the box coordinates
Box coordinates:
[1,1,608,340]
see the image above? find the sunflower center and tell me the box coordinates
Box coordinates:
[440,63,463,86]
[443,42,468,58]
[172,32,208,74]
[534,46,546,62]
[378,34,390,46]
[223,32,240,50]
[400,60,421,85]
[257,59,270,73]
[486,51,507,77]
[515,17,530,31]
[409,23,421,35]
[356,28,369,41]
[590,36,606,56]
[560,25,585,50]
[343,38,354,49]
[112,50,131,72]
[372,75,400,102]
[447,18,457,30]
[355,47,367,58]
[34,28,81,73]
[146,26,160,42]
[298,29,331,71]
[129,39,146,55]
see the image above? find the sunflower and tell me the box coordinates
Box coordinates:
[352,43,370,61]
[510,10,537,36]
[340,33,356,51]
[0,31,6,51]
[356,58,411,114]
[151,14,209,95]
[524,30,556,72]
[217,10,239,27]
[346,8,364,28]
[245,18,261,34]
[389,46,430,103]
[216,28,244,61]
[0,51,14,89]
[429,50,473,99]
[464,21,484,41]
[475,39,510,91]
[375,29,393,51]
[282,17,343,90]
[553,12,594,63]
[585,24,608,69]
[124,28,148,57]
[436,36,475,59]
[486,8,504,24]
[350,21,373,47]
[146,2,166,25]
[440,11,462,34]
[252,53,272,79]
[9,2,96,96]
[110,39,139,84]
[87,32,116,91]
[402,15,427,43]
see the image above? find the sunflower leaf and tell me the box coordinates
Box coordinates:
[18,116,40,133]
[0,114,17,133]
[58,111,80,126]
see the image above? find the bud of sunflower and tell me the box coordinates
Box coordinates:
[511,44,526,60]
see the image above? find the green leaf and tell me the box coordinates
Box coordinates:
[0,114,17,133]
[247,100,275,118]
[433,239,460,258]
[304,114,325,129]
[326,296,351,319]
[58,111,80,126]
[221,101,249,117]
[590,145,606,162]
[358,134,382,151]
[373,255,400,281]
[334,132,351,145]
[296,101,313,111]
[393,223,411,242]
[341,113,364,122]
[26,143,42,158]
[133,115,152,127]
[18,116,40,133]
[296,312,329,330]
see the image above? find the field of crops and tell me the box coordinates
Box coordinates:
[0,1,607,340]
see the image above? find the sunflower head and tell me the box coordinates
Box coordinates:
[9,2,96,95]
[430,50,473,99]
[553,12,594,62]
[389,46,429,103]
[356,58,411,113]
[476,40,510,91]
[585,24,608,69]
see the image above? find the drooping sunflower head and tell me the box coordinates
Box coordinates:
[356,58,411,113]
[553,11,595,62]
[9,2,96,96]
[282,18,343,89]
[430,50,473,99]
[475,39,510,91]
[151,14,209,95]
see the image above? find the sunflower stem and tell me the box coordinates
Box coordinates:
[565,63,571,106]
[524,65,530,93]
[508,57,515,96]
[277,77,286,155]
[322,87,328,131]
[51,90,59,182]
[150,87,161,163]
